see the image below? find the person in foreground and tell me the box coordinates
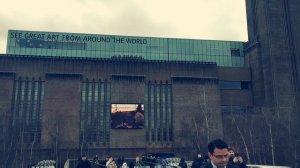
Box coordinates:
[201,139,236,168]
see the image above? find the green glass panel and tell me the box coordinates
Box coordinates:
[7,30,245,67]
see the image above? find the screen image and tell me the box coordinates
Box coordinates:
[111,103,144,129]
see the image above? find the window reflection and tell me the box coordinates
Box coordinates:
[220,80,251,90]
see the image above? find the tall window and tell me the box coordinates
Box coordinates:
[145,82,173,143]
[11,77,44,143]
[80,79,110,145]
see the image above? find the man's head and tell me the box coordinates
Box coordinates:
[107,156,113,161]
[81,155,87,161]
[207,139,229,168]
[228,147,235,158]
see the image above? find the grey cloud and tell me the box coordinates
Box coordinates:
[203,5,247,41]
[0,14,17,53]
[39,15,82,33]
[0,14,14,37]
[105,4,175,38]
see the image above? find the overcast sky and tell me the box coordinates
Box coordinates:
[0,0,248,54]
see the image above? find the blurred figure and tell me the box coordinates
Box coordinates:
[192,153,204,168]
[121,162,128,168]
[232,154,247,168]
[135,156,144,166]
[179,158,187,168]
[106,156,117,168]
[77,155,92,168]
[128,162,135,168]
[228,147,235,165]
[94,155,100,167]
[117,156,123,168]
[202,155,209,164]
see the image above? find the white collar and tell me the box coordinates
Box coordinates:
[211,161,226,168]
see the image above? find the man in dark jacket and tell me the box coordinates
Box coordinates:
[232,155,247,168]
[228,147,235,165]
[77,155,92,168]
[179,158,188,168]
[192,153,204,168]
[200,139,235,168]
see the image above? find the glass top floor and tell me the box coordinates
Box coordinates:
[6,30,246,67]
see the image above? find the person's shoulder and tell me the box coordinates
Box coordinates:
[227,163,237,168]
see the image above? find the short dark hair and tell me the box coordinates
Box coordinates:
[208,139,228,154]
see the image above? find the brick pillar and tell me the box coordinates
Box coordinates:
[0,72,16,153]
[41,73,82,149]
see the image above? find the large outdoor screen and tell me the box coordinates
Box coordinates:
[111,103,145,129]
